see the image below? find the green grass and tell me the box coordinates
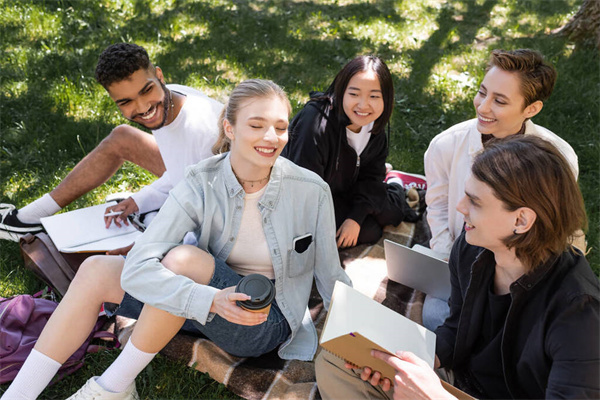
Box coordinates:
[1,0,598,398]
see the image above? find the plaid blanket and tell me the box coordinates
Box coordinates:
[114,216,430,400]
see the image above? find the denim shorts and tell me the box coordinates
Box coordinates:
[112,257,291,358]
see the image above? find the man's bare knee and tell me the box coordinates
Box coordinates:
[162,245,215,284]
[101,125,141,153]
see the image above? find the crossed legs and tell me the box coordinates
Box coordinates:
[2,245,215,399]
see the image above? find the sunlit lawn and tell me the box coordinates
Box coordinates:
[1,0,597,398]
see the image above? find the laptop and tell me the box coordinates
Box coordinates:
[383,239,451,301]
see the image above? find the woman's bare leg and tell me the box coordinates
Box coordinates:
[131,245,215,351]
[93,245,216,394]
[35,255,126,362]
[1,255,126,400]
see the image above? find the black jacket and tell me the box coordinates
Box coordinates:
[436,233,600,399]
[282,96,389,225]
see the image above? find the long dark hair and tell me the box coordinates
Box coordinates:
[319,55,394,135]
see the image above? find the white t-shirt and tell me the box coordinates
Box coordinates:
[130,84,223,213]
[226,186,274,279]
[346,122,373,156]
[424,118,579,256]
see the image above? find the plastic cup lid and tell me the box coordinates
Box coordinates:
[235,274,276,310]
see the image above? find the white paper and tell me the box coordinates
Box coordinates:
[320,281,436,368]
[41,202,142,252]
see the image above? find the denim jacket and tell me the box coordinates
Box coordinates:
[123,153,352,361]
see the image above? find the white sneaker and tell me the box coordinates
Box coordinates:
[67,377,139,400]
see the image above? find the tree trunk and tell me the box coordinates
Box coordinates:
[555,0,600,48]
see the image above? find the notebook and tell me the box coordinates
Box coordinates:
[40,202,143,253]
[383,239,451,300]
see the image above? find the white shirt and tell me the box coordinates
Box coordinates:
[346,122,373,156]
[227,186,274,279]
[130,85,223,213]
[424,118,579,257]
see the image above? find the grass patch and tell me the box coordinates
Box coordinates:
[1,0,597,398]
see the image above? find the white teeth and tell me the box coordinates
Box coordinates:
[355,111,369,116]
[465,222,474,229]
[256,147,276,154]
[141,106,157,120]
[479,115,494,122]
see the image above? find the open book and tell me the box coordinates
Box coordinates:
[320,282,475,400]
[320,281,436,378]
[40,202,143,253]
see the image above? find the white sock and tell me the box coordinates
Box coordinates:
[1,349,61,400]
[18,194,61,224]
[95,340,156,393]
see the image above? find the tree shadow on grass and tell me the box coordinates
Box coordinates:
[3,0,596,268]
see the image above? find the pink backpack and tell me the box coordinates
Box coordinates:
[0,291,119,384]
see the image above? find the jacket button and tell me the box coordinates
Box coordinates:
[264,217,268,223]
[236,206,241,210]
[269,201,273,206]
[230,237,235,242]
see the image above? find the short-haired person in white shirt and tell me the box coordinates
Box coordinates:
[422,49,579,332]
[425,49,578,259]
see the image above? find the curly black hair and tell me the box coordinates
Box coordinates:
[95,43,152,88]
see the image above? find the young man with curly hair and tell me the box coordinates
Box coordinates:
[0,43,223,252]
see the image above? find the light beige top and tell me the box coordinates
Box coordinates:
[227,186,274,279]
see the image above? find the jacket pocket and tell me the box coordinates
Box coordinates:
[287,241,315,278]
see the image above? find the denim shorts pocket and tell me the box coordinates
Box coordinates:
[287,242,315,278]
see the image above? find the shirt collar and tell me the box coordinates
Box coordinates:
[221,152,282,211]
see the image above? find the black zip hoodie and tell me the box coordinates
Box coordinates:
[282,94,390,226]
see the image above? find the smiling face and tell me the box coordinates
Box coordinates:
[225,95,289,177]
[342,70,385,133]
[456,174,521,252]
[473,66,541,138]
[107,67,170,130]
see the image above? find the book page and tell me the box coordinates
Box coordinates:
[320,281,436,370]
[41,202,142,252]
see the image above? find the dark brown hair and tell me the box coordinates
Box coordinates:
[472,135,586,271]
[325,55,394,135]
[486,49,557,108]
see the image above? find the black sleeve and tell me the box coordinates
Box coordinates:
[545,293,600,398]
[282,102,330,179]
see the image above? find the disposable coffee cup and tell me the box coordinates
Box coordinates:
[235,274,276,315]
